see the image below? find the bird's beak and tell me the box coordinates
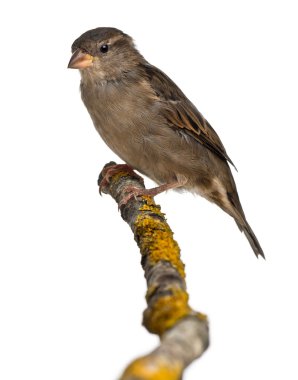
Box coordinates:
[68,49,94,69]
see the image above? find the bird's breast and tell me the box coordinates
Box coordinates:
[80,79,159,168]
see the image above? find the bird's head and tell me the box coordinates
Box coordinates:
[68,27,144,81]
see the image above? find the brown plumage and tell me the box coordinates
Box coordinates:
[68,27,264,259]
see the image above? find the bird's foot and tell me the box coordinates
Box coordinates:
[98,164,143,195]
[118,186,147,207]
[119,179,187,207]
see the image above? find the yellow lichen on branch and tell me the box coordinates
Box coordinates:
[143,288,191,335]
[98,162,209,380]
[135,204,186,278]
[122,355,183,380]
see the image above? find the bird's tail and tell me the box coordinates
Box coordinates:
[202,175,264,258]
[223,191,265,259]
[235,218,265,259]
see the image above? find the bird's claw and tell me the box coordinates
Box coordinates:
[98,164,139,195]
[118,186,145,208]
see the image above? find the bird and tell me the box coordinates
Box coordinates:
[68,27,264,259]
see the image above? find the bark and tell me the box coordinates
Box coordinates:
[98,162,209,380]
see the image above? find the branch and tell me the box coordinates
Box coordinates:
[98,162,209,380]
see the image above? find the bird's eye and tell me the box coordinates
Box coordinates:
[100,44,109,53]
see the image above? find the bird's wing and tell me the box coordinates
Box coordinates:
[143,64,236,169]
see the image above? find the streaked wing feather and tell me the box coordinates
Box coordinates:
[143,64,236,169]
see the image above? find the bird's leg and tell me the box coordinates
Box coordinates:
[98,163,144,195]
[119,175,188,207]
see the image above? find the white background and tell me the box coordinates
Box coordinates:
[1,1,297,379]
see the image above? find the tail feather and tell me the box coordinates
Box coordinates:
[236,219,265,259]
[204,174,264,258]
[222,190,265,259]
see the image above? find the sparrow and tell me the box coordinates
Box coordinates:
[68,27,264,259]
